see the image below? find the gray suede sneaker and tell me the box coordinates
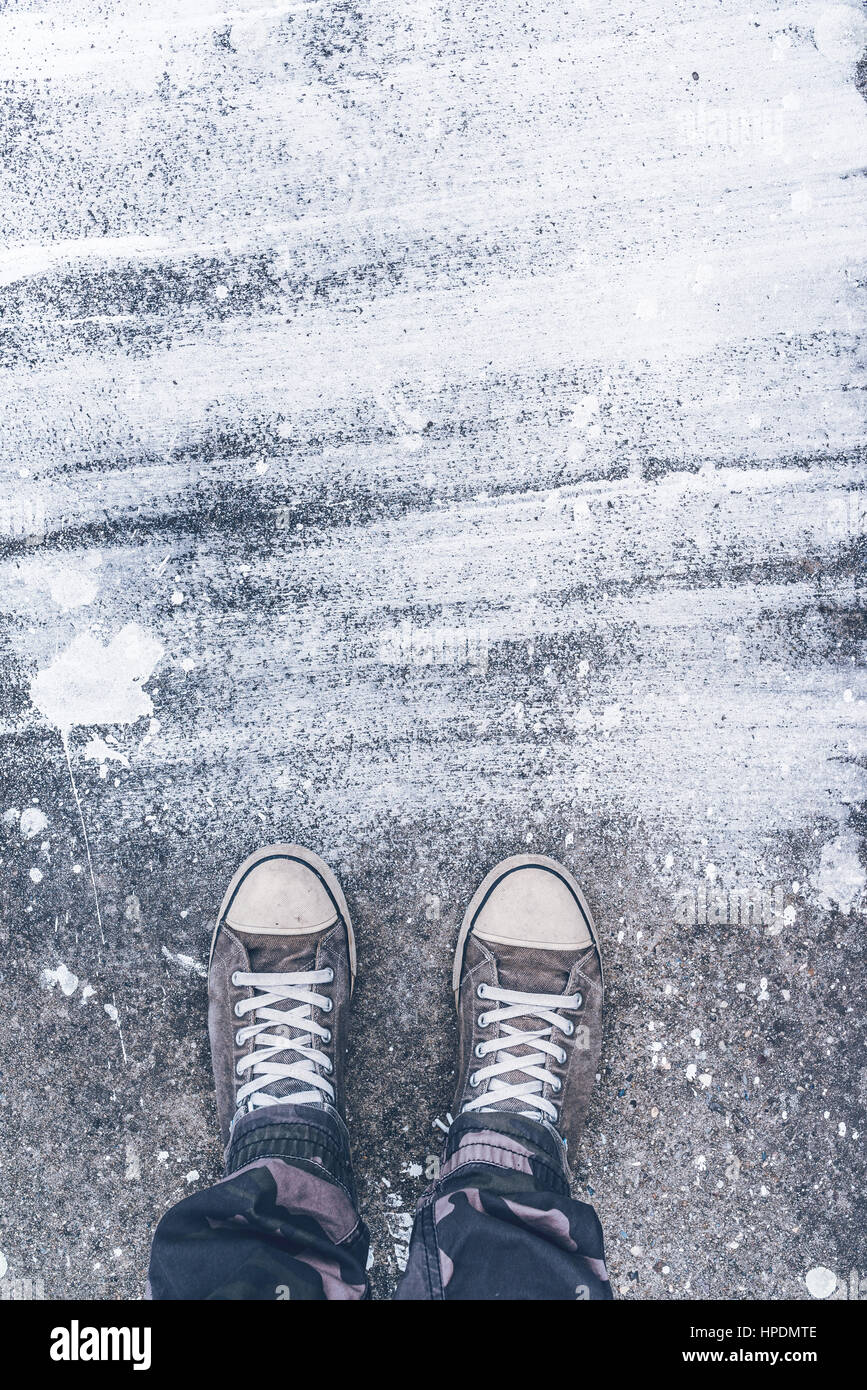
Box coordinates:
[208,844,356,1147]
[451,853,604,1159]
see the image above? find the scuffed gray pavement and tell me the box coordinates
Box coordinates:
[0,1,865,1300]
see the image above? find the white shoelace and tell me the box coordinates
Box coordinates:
[463,981,581,1123]
[231,967,335,1118]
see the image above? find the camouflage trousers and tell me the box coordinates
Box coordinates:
[147,1105,612,1300]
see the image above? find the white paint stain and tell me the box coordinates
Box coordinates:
[41,963,79,996]
[813,5,867,63]
[29,624,163,947]
[42,562,101,611]
[30,623,163,732]
[104,995,128,1063]
[805,1266,837,1299]
[384,1210,413,1272]
[812,832,866,916]
[82,736,131,771]
[124,1143,141,1182]
[161,945,207,978]
[19,807,49,839]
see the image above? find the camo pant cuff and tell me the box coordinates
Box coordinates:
[442,1110,571,1194]
[225,1104,356,1200]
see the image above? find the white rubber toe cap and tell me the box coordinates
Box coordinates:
[471,860,593,951]
[224,850,339,936]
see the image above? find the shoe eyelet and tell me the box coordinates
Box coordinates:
[558,1049,567,1065]
[324,967,335,983]
[474,1043,485,1058]
[574,992,583,1009]
[322,1029,332,1043]
[477,1013,489,1027]
[235,1031,244,1046]
[231,971,242,986]
[470,1071,480,1088]
[551,1077,562,1093]
[476,984,487,999]
[234,1002,244,1017]
[235,1061,245,1077]
[562,1020,574,1036]
[321,999,333,1013]
[324,1061,333,1075]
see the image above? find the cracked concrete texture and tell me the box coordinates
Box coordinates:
[1,1,866,1299]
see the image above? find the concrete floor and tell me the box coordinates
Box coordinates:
[0,1,866,1300]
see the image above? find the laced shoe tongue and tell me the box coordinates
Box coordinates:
[489,942,576,997]
[235,928,330,1108]
[237,929,322,975]
[480,942,578,1116]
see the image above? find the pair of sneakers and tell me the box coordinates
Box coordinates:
[208,845,604,1160]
